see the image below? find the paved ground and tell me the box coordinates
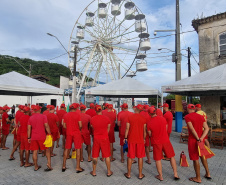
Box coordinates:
[0,131,225,185]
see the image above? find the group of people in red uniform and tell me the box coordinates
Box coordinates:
[0,101,211,183]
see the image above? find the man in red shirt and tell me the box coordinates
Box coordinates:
[86,103,97,118]
[62,103,84,173]
[80,104,92,162]
[117,103,133,163]
[0,107,3,148]
[1,106,11,150]
[56,103,67,149]
[124,104,146,180]
[90,105,112,177]
[13,105,24,147]
[103,104,116,162]
[140,104,151,165]
[162,103,173,138]
[185,104,211,183]
[47,105,59,157]
[18,107,33,167]
[147,107,179,181]
[28,105,52,171]
[43,105,50,115]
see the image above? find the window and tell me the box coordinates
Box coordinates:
[219,32,226,56]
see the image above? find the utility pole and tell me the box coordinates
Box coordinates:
[188,47,192,103]
[72,42,78,103]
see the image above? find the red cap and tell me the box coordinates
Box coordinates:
[162,103,169,108]
[49,105,55,110]
[108,104,113,109]
[195,104,201,108]
[18,105,25,109]
[187,104,196,110]
[80,104,86,110]
[95,105,102,112]
[33,105,41,111]
[143,105,149,110]
[3,106,11,110]
[46,105,51,109]
[134,104,143,110]
[148,107,156,114]
[120,103,128,109]
[90,103,95,108]
[31,105,36,109]
[70,103,79,109]
[60,104,65,108]
[104,103,109,108]
[23,107,30,112]
[151,105,155,108]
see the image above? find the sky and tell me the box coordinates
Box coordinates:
[0,0,226,90]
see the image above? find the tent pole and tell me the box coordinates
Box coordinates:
[161,91,163,112]
[157,95,158,108]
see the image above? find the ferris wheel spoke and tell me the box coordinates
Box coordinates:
[110,52,130,71]
[112,45,137,53]
[92,56,103,86]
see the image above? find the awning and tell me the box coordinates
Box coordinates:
[0,71,64,96]
[162,63,226,96]
[85,77,161,98]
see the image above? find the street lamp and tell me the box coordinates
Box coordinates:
[158,48,174,52]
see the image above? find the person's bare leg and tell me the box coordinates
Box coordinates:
[87,145,92,161]
[51,141,55,156]
[25,150,32,166]
[62,149,68,168]
[145,147,151,164]
[76,149,83,171]
[105,157,112,176]
[45,148,52,169]
[80,145,84,161]
[189,160,201,183]
[170,157,179,178]
[125,158,133,178]
[200,156,211,178]
[205,140,211,149]
[120,146,124,163]
[56,137,60,148]
[2,135,8,149]
[138,158,144,178]
[10,141,20,158]
[62,135,65,149]
[110,143,115,161]
[20,149,25,166]
[33,150,39,170]
[155,160,163,181]
[91,158,98,176]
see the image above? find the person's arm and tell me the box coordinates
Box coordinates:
[124,122,130,143]
[148,130,152,137]
[44,123,51,135]
[107,123,111,133]
[143,124,147,141]
[78,121,82,130]
[200,122,209,142]
[62,119,66,129]
[117,121,121,127]
[27,125,31,143]
[187,122,199,141]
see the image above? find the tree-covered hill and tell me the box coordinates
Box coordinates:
[0,55,71,86]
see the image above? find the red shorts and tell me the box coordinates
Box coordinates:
[92,138,111,158]
[16,133,21,142]
[62,128,66,136]
[30,140,47,151]
[153,142,175,161]
[120,135,125,146]
[108,131,115,143]
[58,124,63,135]
[2,128,9,136]
[51,132,59,142]
[188,139,200,161]
[14,133,17,140]
[20,134,30,150]
[65,134,82,149]
[145,135,150,147]
[82,133,91,145]
[127,143,146,159]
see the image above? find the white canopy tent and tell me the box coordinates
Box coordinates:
[85,77,161,98]
[0,71,64,96]
[162,63,226,96]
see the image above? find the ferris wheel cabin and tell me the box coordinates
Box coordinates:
[124,2,135,20]
[85,12,94,27]
[98,3,107,18]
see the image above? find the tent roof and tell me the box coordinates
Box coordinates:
[85,77,161,98]
[162,63,226,96]
[0,71,63,96]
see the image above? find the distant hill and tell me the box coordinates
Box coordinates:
[0,55,71,86]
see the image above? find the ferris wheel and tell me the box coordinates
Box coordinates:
[68,0,151,98]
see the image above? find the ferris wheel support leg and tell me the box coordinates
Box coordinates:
[92,57,103,87]
[76,44,97,99]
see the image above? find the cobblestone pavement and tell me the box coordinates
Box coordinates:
[0,131,225,185]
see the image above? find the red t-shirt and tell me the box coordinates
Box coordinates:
[184,112,205,140]
[81,113,91,135]
[164,111,173,134]
[56,109,67,125]
[47,113,59,133]
[2,112,9,130]
[147,116,169,145]
[28,113,47,140]
[85,109,96,118]
[102,111,116,133]
[63,112,81,136]
[43,110,49,116]
[15,111,24,124]
[127,113,146,144]
[156,109,163,117]
[118,111,133,136]
[91,115,110,139]
[18,114,30,136]
[140,111,150,122]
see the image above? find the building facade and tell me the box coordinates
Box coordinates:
[192,12,226,127]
